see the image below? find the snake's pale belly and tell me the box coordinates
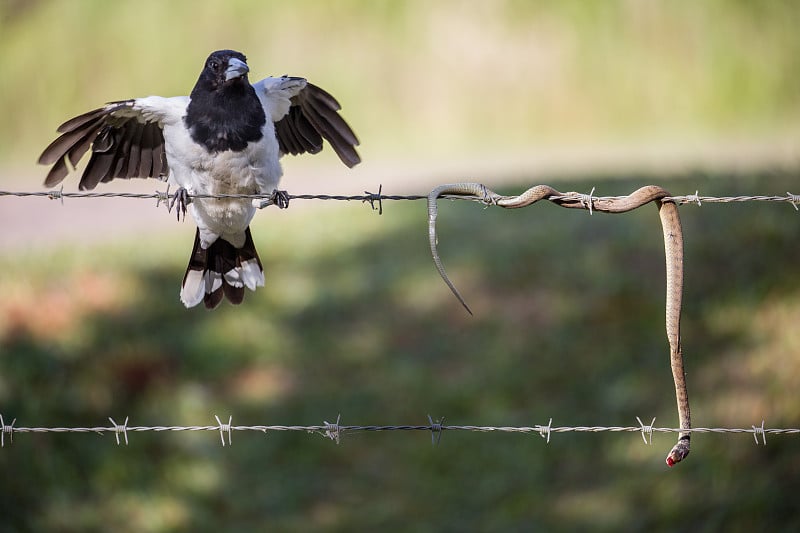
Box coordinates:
[428,183,691,466]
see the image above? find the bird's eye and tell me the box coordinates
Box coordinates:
[208,59,220,70]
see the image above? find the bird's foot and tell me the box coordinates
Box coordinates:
[254,189,290,209]
[271,189,290,209]
[168,187,191,221]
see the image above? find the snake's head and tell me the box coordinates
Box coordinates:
[665,437,690,467]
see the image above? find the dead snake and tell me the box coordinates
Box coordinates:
[428,183,691,466]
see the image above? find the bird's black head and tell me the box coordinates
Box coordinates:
[186,49,266,153]
[195,50,251,92]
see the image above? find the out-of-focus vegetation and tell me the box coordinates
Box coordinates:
[2,172,800,531]
[2,1,800,531]
[1,0,799,164]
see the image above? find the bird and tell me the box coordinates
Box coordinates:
[38,49,360,309]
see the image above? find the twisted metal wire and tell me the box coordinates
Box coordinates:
[0,187,799,212]
[1,414,792,448]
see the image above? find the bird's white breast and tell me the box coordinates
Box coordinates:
[163,117,283,247]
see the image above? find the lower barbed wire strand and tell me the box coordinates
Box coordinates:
[5,422,800,436]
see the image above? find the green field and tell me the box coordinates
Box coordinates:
[2,171,800,530]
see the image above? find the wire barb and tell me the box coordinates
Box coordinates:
[539,418,553,444]
[109,416,129,445]
[637,417,656,445]
[47,185,65,205]
[324,414,342,444]
[579,187,596,215]
[428,415,445,446]
[155,184,170,211]
[477,183,498,206]
[0,414,15,447]
[687,190,702,206]
[363,184,384,214]
[215,415,233,447]
[753,420,767,445]
[788,192,800,211]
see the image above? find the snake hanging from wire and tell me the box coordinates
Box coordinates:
[427,183,691,466]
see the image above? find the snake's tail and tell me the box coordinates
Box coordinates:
[442,274,473,316]
[429,219,473,315]
[442,272,473,316]
[428,185,475,315]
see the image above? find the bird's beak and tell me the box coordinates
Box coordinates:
[225,58,249,81]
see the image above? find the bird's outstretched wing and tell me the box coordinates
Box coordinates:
[38,98,176,190]
[264,79,360,168]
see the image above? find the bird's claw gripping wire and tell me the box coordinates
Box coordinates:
[271,189,290,209]
[168,186,191,221]
[253,189,290,209]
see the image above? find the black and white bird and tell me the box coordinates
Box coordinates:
[38,50,360,309]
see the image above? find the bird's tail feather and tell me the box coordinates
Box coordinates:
[180,227,264,309]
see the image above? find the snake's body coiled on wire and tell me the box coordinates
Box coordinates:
[428,184,691,466]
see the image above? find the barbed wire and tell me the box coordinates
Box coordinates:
[3,187,798,459]
[1,413,795,448]
[0,186,798,214]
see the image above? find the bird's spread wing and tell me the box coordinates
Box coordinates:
[38,97,182,190]
[255,77,361,168]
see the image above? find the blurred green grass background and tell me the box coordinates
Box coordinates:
[1,0,799,162]
[3,172,800,531]
[1,1,800,531]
